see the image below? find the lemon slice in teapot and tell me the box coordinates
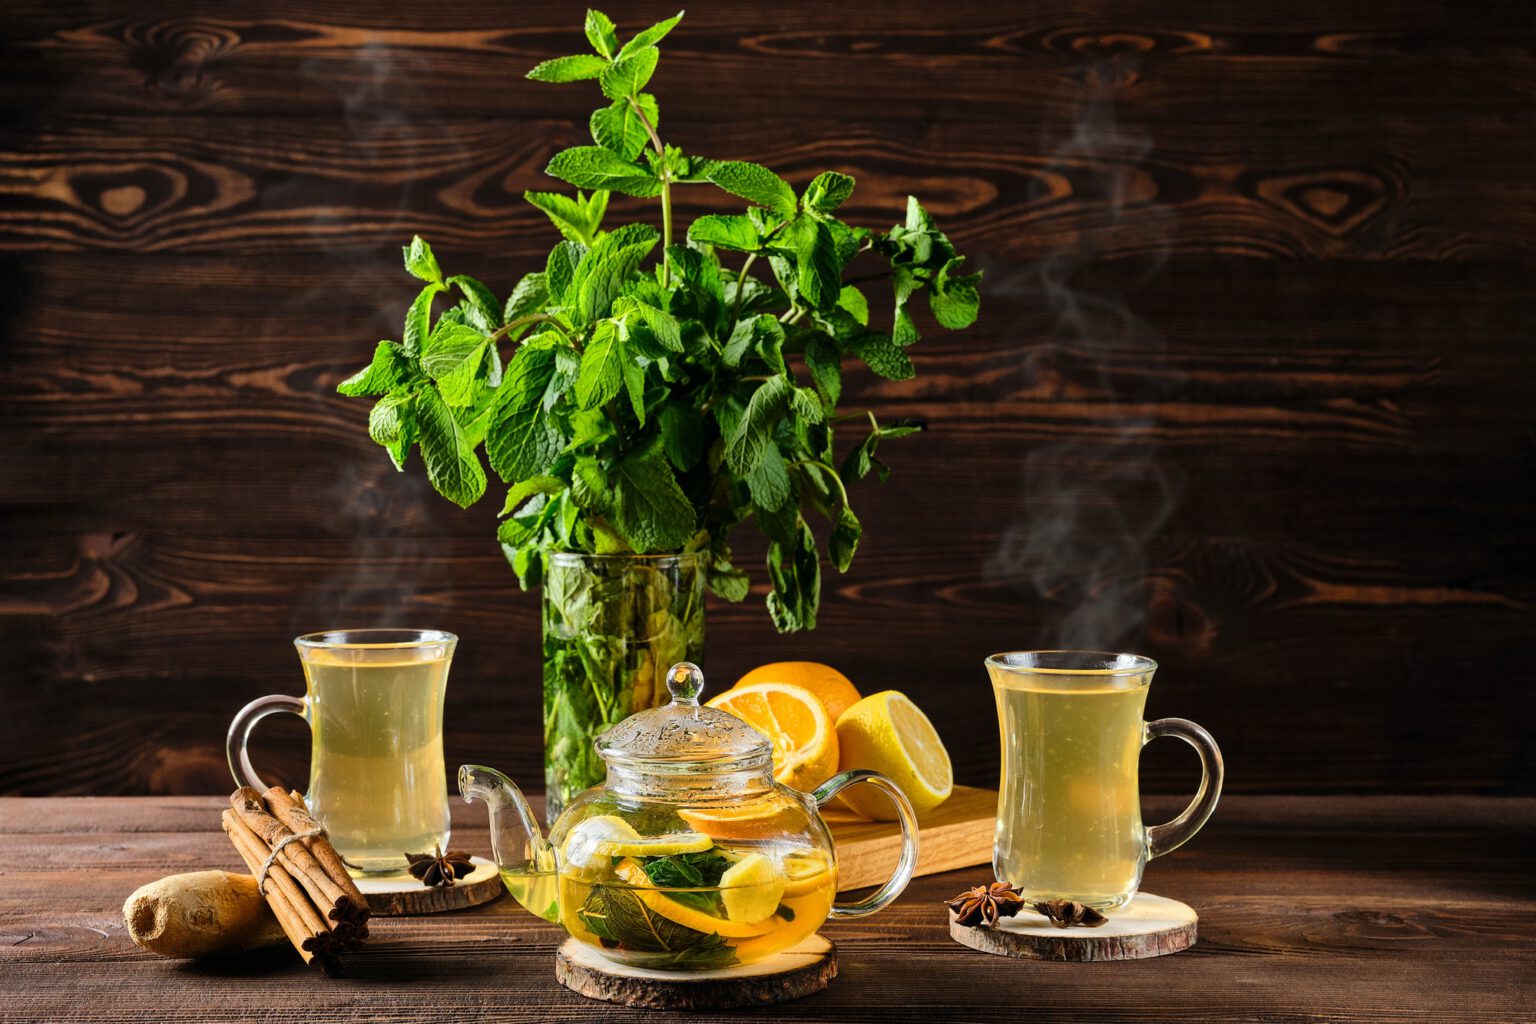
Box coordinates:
[720,853,788,924]
[562,814,642,877]
[780,852,833,897]
[596,831,715,858]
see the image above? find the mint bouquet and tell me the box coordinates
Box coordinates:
[338,9,980,633]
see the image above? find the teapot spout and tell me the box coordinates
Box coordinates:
[457,764,558,922]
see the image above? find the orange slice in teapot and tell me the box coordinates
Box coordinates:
[612,859,778,938]
[677,801,803,840]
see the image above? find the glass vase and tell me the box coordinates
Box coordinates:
[540,551,705,822]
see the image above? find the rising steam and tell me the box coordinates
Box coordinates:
[984,58,1184,651]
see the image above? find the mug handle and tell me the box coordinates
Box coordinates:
[226,694,307,792]
[1144,718,1224,858]
[811,769,919,919]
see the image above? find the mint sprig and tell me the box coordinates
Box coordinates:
[338,9,981,631]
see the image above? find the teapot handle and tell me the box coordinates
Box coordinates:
[812,769,919,919]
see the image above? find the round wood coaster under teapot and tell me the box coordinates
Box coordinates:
[352,856,504,916]
[555,934,837,1009]
[950,893,1197,961]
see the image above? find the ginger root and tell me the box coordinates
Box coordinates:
[124,870,288,959]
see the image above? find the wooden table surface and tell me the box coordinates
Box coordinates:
[2,795,1532,1023]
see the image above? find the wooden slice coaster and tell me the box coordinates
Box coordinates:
[352,856,503,916]
[556,934,837,1009]
[950,892,1197,962]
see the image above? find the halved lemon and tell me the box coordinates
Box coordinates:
[612,859,777,937]
[734,662,862,724]
[707,681,839,792]
[719,853,788,924]
[835,690,953,818]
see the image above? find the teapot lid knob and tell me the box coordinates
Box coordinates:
[666,661,705,705]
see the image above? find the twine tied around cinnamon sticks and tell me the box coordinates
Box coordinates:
[221,786,370,974]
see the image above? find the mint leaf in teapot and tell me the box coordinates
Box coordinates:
[576,885,737,969]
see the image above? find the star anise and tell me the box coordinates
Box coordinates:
[944,881,1026,927]
[404,844,474,887]
[1031,899,1108,928]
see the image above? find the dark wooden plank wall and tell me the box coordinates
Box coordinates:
[1,2,1532,796]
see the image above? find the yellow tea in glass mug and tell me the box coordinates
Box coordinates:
[227,629,456,873]
[986,651,1223,911]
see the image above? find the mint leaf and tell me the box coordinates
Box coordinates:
[837,285,869,326]
[591,94,658,162]
[546,240,586,305]
[503,272,549,327]
[746,441,791,511]
[600,46,659,100]
[527,53,608,82]
[368,390,411,445]
[570,455,614,514]
[611,440,697,552]
[547,146,662,198]
[687,213,760,252]
[416,385,486,508]
[524,191,599,244]
[726,375,791,473]
[338,341,412,396]
[765,518,820,632]
[721,317,756,369]
[402,282,444,355]
[841,416,924,483]
[500,474,565,516]
[572,224,659,324]
[422,322,488,405]
[620,336,647,423]
[854,332,915,381]
[487,346,561,482]
[792,215,841,310]
[790,385,823,423]
[802,171,855,215]
[632,300,682,352]
[403,236,441,283]
[659,401,702,470]
[574,319,625,409]
[829,503,861,572]
[721,314,785,374]
[804,334,841,409]
[449,274,500,330]
[585,9,618,58]
[617,11,683,59]
[708,563,751,602]
[707,161,797,218]
[929,256,982,329]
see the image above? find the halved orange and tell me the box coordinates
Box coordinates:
[706,681,840,792]
[733,662,862,724]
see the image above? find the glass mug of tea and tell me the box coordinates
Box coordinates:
[226,629,456,874]
[985,651,1223,911]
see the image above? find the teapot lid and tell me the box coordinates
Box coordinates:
[595,662,770,770]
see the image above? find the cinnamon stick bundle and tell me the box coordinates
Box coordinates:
[221,788,371,972]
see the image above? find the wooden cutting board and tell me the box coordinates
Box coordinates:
[824,785,996,891]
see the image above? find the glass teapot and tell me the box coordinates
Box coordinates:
[459,662,918,970]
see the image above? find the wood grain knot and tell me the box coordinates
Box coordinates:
[70,168,175,224]
[1245,169,1399,236]
[1145,577,1217,653]
[1045,29,1215,58]
[122,19,241,103]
